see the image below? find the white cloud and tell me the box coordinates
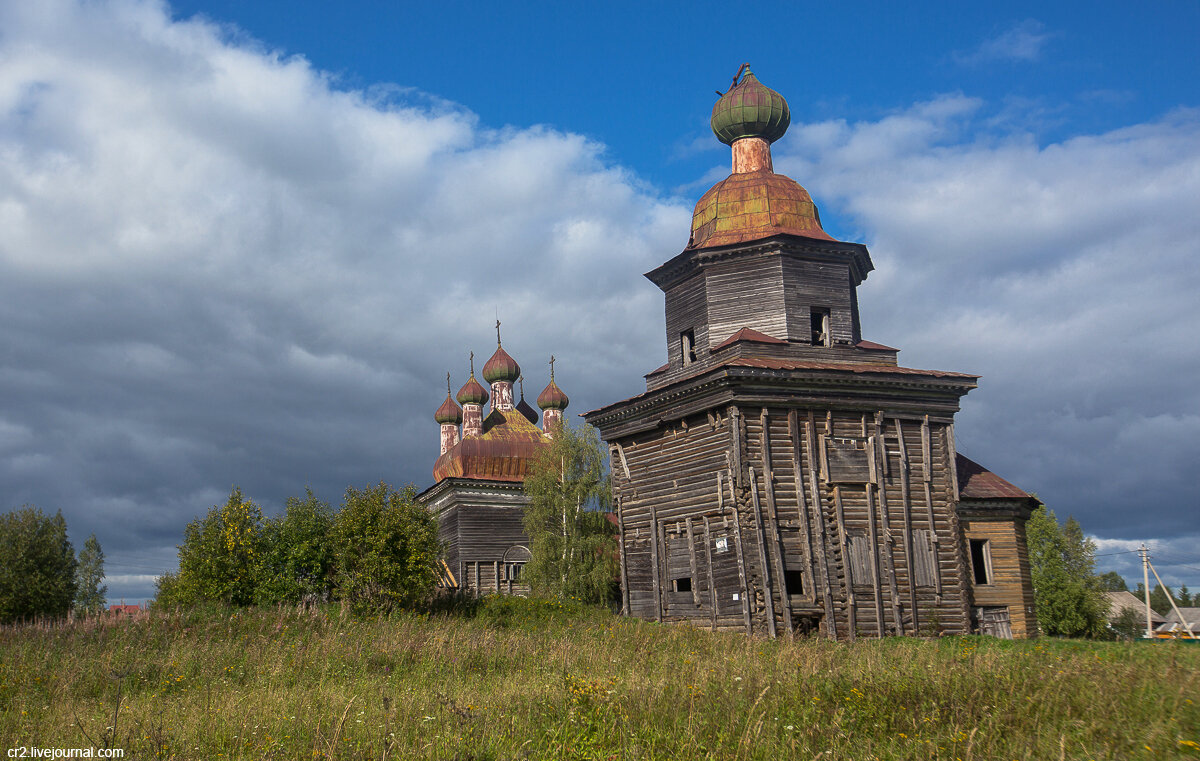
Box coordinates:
[772,98,1200,548]
[955,20,1053,65]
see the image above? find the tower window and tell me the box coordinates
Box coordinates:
[680,329,697,365]
[810,308,831,346]
[969,539,992,585]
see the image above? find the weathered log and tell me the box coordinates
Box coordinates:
[760,409,794,636]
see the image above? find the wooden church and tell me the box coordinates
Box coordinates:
[418,329,569,595]
[583,65,1038,640]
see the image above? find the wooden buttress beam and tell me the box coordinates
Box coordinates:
[616,501,630,615]
[863,417,884,638]
[787,410,819,602]
[686,517,701,607]
[832,485,856,641]
[873,412,903,634]
[760,409,794,636]
[805,411,838,640]
[720,468,751,632]
[649,503,662,623]
[748,466,777,638]
[895,419,918,632]
[921,416,943,601]
[703,516,717,631]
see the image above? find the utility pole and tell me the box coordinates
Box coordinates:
[1140,544,1152,639]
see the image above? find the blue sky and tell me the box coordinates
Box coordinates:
[1,0,1198,602]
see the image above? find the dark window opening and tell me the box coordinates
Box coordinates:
[784,569,805,596]
[810,308,831,346]
[673,577,692,593]
[681,329,697,365]
[969,539,991,585]
[502,563,524,581]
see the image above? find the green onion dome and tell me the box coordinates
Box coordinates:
[710,66,790,146]
[435,393,463,424]
[537,380,569,411]
[456,374,489,406]
[482,345,521,384]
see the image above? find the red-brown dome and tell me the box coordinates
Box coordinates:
[482,345,521,383]
[456,374,489,406]
[432,409,550,482]
[688,169,833,250]
[537,380,569,411]
[434,393,463,424]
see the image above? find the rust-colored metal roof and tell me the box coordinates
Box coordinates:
[855,340,898,352]
[956,454,1035,501]
[725,356,978,379]
[644,363,669,378]
[516,396,540,424]
[689,170,835,250]
[712,327,787,351]
[432,408,550,483]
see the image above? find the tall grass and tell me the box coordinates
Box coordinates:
[1,599,1197,760]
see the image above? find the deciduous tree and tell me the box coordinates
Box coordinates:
[1027,506,1107,637]
[522,422,617,604]
[1098,571,1128,592]
[156,487,263,607]
[0,507,78,623]
[330,482,439,612]
[74,533,107,614]
[255,488,335,605]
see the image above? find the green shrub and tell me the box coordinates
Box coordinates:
[0,507,77,623]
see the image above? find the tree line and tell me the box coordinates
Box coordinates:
[0,507,106,623]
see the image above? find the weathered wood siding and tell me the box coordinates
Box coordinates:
[611,404,972,639]
[705,258,788,347]
[664,273,709,370]
[960,516,1038,639]
[780,257,858,345]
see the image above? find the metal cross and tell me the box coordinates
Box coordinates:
[549,354,556,381]
[446,372,451,395]
[518,375,525,397]
[469,351,474,376]
[495,318,502,345]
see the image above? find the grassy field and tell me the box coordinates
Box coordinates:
[1,598,1197,760]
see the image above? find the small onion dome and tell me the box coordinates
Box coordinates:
[435,393,463,425]
[537,380,569,411]
[482,344,521,383]
[711,67,790,146]
[688,170,833,249]
[456,374,489,406]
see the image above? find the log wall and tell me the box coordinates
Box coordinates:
[611,403,973,639]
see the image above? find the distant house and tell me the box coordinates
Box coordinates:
[1156,607,1199,637]
[1104,591,1164,627]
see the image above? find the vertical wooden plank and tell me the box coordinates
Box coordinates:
[863,422,885,638]
[649,504,662,623]
[748,466,777,638]
[921,416,943,601]
[617,503,630,615]
[724,464,752,633]
[704,516,717,632]
[873,412,903,634]
[474,562,480,596]
[832,485,856,641]
[787,410,818,599]
[730,405,744,488]
[947,423,960,502]
[686,517,701,607]
[805,410,838,640]
[495,561,501,594]
[760,409,794,636]
[895,419,918,632]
